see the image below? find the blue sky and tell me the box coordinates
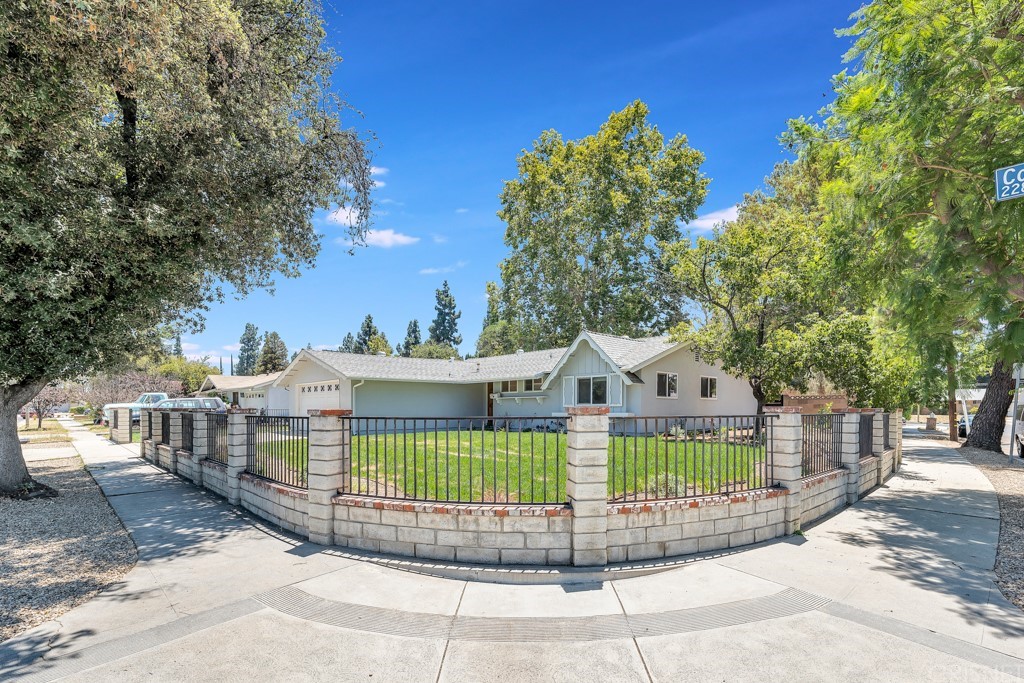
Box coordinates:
[185,0,862,370]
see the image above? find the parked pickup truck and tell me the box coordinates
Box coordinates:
[102,392,169,425]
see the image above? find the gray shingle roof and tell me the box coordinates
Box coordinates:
[585,331,678,370]
[307,348,566,384]
[200,372,282,392]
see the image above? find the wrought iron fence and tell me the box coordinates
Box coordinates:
[208,413,228,463]
[160,412,171,445]
[130,416,138,443]
[883,413,891,449]
[344,417,565,504]
[261,409,290,417]
[181,413,194,453]
[143,411,152,440]
[859,413,874,457]
[801,413,843,476]
[112,410,119,432]
[608,415,774,502]
[246,415,309,488]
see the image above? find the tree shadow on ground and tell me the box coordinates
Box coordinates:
[829,441,1024,639]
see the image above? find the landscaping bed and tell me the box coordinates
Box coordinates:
[959,445,1024,611]
[0,456,137,642]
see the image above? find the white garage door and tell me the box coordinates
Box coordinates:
[296,381,342,415]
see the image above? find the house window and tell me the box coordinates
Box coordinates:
[700,376,718,400]
[500,380,518,393]
[656,372,678,399]
[577,376,608,405]
[523,378,541,392]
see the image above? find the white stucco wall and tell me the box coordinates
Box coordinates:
[353,380,484,419]
[633,348,756,417]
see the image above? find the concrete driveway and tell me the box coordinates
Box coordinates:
[2,427,1023,682]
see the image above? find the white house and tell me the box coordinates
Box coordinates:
[197,372,289,414]
[270,331,755,423]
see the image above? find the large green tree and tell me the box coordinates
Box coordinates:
[0,0,372,493]
[428,281,462,348]
[497,100,708,348]
[255,332,289,374]
[795,0,1024,450]
[338,333,356,354]
[236,323,261,376]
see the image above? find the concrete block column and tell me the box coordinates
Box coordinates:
[766,408,802,534]
[110,408,132,444]
[872,410,884,485]
[166,411,184,473]
[838,410,861,505]
[226,410,254,505]
[190,412,208,485]
[566,406,609,567]
[139,410,151,458]
[890,410,902,470]
[307,410,351,546]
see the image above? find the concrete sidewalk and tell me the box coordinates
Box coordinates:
[2,426,1024,681]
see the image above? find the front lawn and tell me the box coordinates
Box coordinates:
[250,429,768,504]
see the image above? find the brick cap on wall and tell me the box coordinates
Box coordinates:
[308,409,353,417]
[763,406,801,414]
[566,406,610,415]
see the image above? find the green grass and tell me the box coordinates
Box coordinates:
[250,429,767,503]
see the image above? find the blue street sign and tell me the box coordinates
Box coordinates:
[996,163,1024,202]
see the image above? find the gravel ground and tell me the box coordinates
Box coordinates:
[0,456,137,642]
[959,445,1024,611]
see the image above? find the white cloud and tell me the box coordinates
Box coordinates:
[373,180,387,189]
[686,205,739,232]
[454,208,469,214]
[328,205,361,226]
[222,343,241,352]
[371,166,389,176]
[431,234,448,244]
[181,342,200,352]
[337,229,420,249]
[379,198,403,206]
[419,260,468,275]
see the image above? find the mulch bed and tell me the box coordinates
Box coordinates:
[0,456,137,642]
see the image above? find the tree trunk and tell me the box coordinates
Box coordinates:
[0,382,45,494]
[947,363,959,442]
[36,407,42,430]
[965,360,1015,453]
[751,382,765,415]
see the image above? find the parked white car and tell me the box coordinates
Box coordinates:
[102,392,169,425]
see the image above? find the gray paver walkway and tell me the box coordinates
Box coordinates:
[2,425,1023,681]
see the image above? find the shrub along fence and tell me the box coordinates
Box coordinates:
[134,407,901,567]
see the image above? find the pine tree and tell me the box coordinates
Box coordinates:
[428,281,462,347]
[400,320,421,357]
[255,331,289,374]
[172,334,184,357]
[354,315,379,354]
[236,323,260,376]
[338,333,356,353]
[219,357,224,373]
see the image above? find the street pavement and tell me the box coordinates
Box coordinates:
[1,423,1023,682]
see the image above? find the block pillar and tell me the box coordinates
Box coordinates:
[110,408,132,444]
[766,408,802,534]
[890,410,902,470]
[139,410,151,458]
[566,406,609,567]
[307,410,351,546]
[872,410,884,485]
[838,410,861,505]
[190,412,208,485]
[226,410,254,505]
[167,411,183,473]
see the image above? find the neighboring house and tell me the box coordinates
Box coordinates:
[196,372,288,413]
[271,331,755,426]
